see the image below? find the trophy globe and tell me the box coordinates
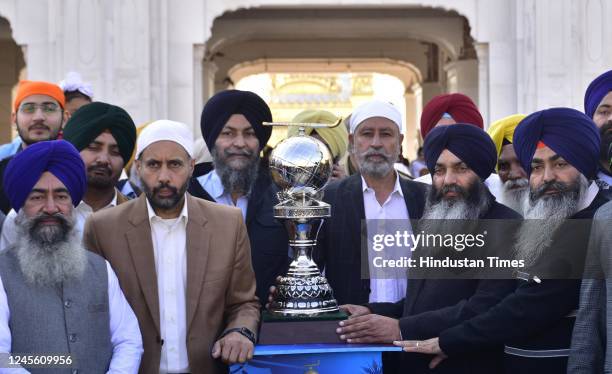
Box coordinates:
[267,129,340,316]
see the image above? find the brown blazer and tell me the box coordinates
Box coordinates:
[116,189,131,205]
[83,193,260,374]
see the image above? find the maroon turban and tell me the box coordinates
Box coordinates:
[420,93,483,138]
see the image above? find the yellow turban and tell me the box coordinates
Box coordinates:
[287,110,348,160]
[487,114,527,158]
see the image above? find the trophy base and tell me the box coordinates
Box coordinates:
[258,310,348,345]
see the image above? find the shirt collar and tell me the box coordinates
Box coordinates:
[202,170,227,200]
[577,181,600,212]
[361,171,404,197]
[77,189,119,212]
[146,194,189,223]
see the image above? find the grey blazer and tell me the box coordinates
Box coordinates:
[569,200,612,373]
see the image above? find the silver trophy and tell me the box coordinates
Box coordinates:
[265,120,341,316]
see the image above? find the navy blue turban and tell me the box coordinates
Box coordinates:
[3,140,86,211]
[200,90,272,151]
[514,108,600,179]
[423,123,497,180]
[584,70,612,119]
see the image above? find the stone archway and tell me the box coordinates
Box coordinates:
[0,16,25,143]
[229,58,423,157]
[198,6,479,155]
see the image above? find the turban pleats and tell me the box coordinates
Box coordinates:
[423,124,497,181]
[514,108,600,178]
[4,140,87,211]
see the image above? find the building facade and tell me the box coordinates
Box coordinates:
[0,0,609,156]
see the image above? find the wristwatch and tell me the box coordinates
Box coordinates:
[219,327,257,345]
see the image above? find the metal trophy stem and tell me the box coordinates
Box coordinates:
[268,201,339,316]
[265,121,341,316]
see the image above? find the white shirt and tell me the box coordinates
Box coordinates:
[146,198,189,373]
[362,173,410,303]
[0,192,119,251]
[198,170,248,220]
[0,261,143,374]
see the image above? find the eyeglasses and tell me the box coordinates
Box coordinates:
[19,103,61,115]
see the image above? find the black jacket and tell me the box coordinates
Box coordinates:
[438,192,610,374]
[315,173,429,306]
[188,166,290,306]
[368,195,521,374]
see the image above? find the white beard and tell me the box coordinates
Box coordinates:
[500,178,529,214]
[514,175,589,266]
[14,210,86,287]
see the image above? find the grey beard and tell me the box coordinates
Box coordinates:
[13,210,86,287]
[500,178,529,214]
[356,145,399,179]
[419,181,491,235]
[514,175,589,266]
[212,148,260,196]
[422,180,491,220]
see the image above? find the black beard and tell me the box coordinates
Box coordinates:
[87,164,115,189]
[600,120,612,170]
[142,180,189,210]
[212,147,260,196]
[428,178,487,207]
[21,212,74,249]
[528,179,581,206]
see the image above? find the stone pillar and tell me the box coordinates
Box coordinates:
[444,59,479,106]
[420,81,443,108]
[403,83,421,160]
[474,43,490,127]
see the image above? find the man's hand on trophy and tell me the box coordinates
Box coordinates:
[339,304,371,318]
[335,314,401,343]
[265,278,281,309]
[211,332,254,364]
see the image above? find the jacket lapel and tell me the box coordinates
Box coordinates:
[399,178,426,220]
[246,167,272,225]
[185,194,210,332]
[125,195,161,334]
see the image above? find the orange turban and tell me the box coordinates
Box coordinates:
[13,80,65,112]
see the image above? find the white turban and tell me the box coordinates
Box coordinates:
[349,100,403,134]
[136,120,194,159]
[58,71,94,99]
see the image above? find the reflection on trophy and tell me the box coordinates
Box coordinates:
[266,122,340,315]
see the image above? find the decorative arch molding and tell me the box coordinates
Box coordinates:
[203,0,478,47]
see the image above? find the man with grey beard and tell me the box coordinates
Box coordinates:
[335,123,519,374]
[487,114,529,213]
[0,140,142,373]
[399,107,608,374]
[189,89,289,305]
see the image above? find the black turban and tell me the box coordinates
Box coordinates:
[200,90,272,151]
[424,124,497,181]
[63,102,137,165]
[514,108,600,179]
